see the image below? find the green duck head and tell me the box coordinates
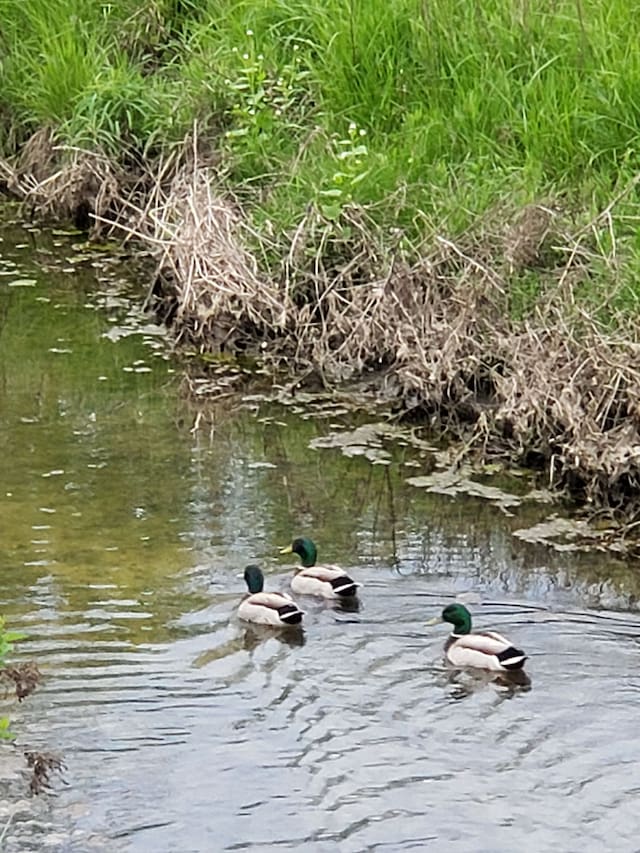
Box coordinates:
[243,564,265,594]
[279,537,317,568]
[441,603,472,635]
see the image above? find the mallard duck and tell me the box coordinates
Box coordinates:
[238,565,304,627]
[279,537,360,599]
[428,603,527,671]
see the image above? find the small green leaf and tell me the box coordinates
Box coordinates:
[225,127,249,138]
[320,203,342,220]
[3,632,26,643]
[349,169,371,186]
[0,717,15,740]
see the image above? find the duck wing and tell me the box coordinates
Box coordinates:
[245,591,292,607]
[299,566,347,581]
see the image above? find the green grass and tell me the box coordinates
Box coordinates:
[1,0,640,316]
[0,617,26,740]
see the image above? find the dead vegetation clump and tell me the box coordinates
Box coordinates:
[504,203,557,272]
[473,321,640,509]
[137,158,285,352]
[276,205,402,380]
[2,662,42,702]
[24,751,66,795]
[0,128,123,232]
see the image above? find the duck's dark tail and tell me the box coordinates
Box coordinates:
[278,603,304,625]
[331,576,360,597]
[497,646,527,670]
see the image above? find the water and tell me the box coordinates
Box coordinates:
[1,215,640,851]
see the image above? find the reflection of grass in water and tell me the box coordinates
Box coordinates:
[0,226,203,645]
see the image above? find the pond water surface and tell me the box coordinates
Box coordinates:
[1,215,639,852]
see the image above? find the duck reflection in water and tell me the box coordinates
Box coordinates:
[242,622,306,650]
[442,666,531,701]
[332,595,361,616]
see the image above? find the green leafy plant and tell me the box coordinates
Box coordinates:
[221,31,312,177]
[317,122,370,220]
[63,62,185,154]
[0,618,27,741]
[0,618,26,667]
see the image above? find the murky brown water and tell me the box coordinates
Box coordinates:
[1,214,640,852]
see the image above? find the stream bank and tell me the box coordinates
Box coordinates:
[4,147,640,554]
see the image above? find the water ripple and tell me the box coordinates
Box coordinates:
[0,564,637,853]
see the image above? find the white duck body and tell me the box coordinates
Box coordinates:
[238,591,303,626]
[445,630,527,672]
[432,603,527,673]
[291,565,359,599]
[280,538,360,599]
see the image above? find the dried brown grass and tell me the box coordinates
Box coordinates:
[0,129,122,231]
[137,163,284,349]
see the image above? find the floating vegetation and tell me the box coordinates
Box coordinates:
[513,515,630,554]
[309,423,394,465]
[406,469,524,513]
[7,278,36,287]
